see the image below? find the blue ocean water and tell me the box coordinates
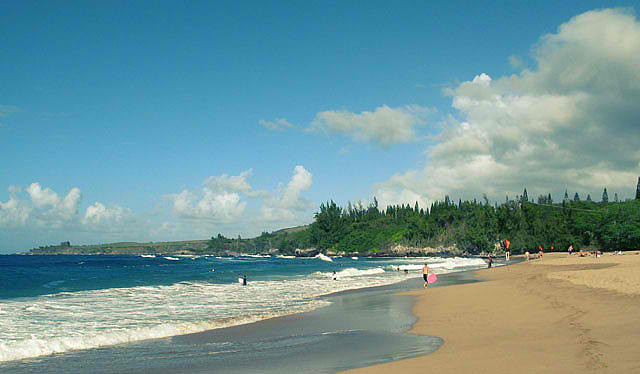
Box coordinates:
[0,254,489,366]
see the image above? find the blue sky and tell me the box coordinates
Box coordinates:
[2,1,640,252]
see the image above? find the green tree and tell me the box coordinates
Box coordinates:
[636,176,640,200]
[602,188,609,203]
[574,192,580,201]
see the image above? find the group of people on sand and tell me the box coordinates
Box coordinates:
[571,249,602,258]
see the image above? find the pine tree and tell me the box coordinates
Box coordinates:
[564,189,569,201]
[602,188,608,203]
[614,193,619,202]
[586,194,592,202]
[523,188,528,202]
[574,192,580,201]
[636,176,640,200]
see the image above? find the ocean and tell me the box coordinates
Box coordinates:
[0,254,491,372]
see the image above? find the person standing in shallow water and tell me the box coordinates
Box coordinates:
[422,263,430,289]
[487,255,493,268]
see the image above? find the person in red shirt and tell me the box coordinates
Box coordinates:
[505,239,511,261]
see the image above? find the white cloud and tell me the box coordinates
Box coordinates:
[309,105,429,146]
[376,8,640,206]
[84,202,126,224]
[26,183,61,208]
[203,169,266,198]
[167,171,255,223]
[58,188,82,221]
[0,182,140,236]
[0,187,32,227]
[23,183,82,226]
[261,166,315,222]
[259,118,295,131]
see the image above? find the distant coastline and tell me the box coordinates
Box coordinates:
[25,238,464,258]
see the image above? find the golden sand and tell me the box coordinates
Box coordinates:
[342,252,640,373]
[536,252,640,296]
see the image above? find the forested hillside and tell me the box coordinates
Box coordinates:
[211,182,640,255]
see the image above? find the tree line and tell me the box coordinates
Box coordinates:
[210,178,640,255]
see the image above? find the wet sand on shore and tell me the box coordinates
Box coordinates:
[344,252,640,373]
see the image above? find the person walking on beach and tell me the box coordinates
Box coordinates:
[505,239,511,261]
[568,244,574,255]
[487,255,493,268]
[422,263,430,289]
[242,274,247,286]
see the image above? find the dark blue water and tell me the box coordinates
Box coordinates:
[0,254,361,299]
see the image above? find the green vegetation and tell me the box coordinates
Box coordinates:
[30,180,640,256]
[242,186,640,256]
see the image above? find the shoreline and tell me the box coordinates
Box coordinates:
[1,257,490,373]
[343,252,640,373]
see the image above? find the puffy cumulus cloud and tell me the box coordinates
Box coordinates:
[309,105,429,146]
[0,182,142,235]
[166,170,259,223]
[173,189,246,222]
[0,187,32,227]
[78,201,144,235]
[84,202,127,225]
[376,8,640,206]
[259,118,295,131]
[203,169,267,198]
[26,183,65,208]
[23,183,82,227]
[261,166,315,222]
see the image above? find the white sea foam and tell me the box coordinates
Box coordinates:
[276,255,296,259]
[389,264,424,272]
[163,256,179,261]
[242,254,271,258]
[378,257,488,273]
[314,253,333,262]
[0,256,487,363]
[332,267,385,278]
[140,254,156,258]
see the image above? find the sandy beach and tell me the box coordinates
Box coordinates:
[344,252,640,373]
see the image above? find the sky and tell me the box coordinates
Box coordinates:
[2,1,640,253]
